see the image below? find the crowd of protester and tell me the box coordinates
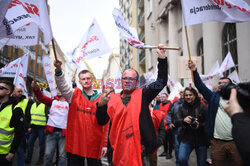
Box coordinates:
[0,44,249,166]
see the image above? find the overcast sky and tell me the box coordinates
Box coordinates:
[48,0,120,78]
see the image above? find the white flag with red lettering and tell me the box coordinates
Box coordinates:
[112,8,154,49]
[0,58,21,77]
[70,18,111,68]
[219,52,235,76]
[0,0,52,49]
[13,54,29,98]
[228,70,241,84]
[42,54,57,97]
[181,0,250,26]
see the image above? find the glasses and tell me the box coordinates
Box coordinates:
[122,77,137,81]
[0,85,9,90]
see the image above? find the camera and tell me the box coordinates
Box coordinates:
[219,82,250,110]
[190,117,198,128]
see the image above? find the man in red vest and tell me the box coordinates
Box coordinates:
[96,44,168,166]
[54,61,108,166]
[159,93,173,159]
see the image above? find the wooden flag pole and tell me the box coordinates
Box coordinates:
[184,26,194,82]
[52,38,58,61]
[151,46,180,50]
[33,31,40,82]
[112,53,123,73]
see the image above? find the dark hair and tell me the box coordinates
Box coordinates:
[220,77,232,83]
[78,70,92,78]
[184,87,199,102]
[0,78,15,94]
[123,68,139,81]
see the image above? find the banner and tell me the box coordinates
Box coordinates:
[0,0,52,49]
[0,0,13,39]
[181,0,250,26]
[70,18,111,68]
[228,70,240,84]
[112,8,154,49]
[42,54,57,97]
[219,52,235,76]
[0,58,21,77]
[13,54,29,98]
[0,54,29,77]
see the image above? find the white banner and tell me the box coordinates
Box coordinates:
[0,0,52,48]
[0,54,29,77]
[112,8,154,49]
[181,0,250,26]
[42,55,57,97]
[13,54,29,98]
[219,52,235,76]
[228,70,240,84]
[0,58,21,77]
[0,0,13,39]
[70,18,111,68]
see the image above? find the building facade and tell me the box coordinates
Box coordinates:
[119,0,250,86]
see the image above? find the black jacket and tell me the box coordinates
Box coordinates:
[231,113,250,166]
[176,100,208,148]
[96,57,168,155]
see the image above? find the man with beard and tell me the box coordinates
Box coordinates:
[0,79,24,166]
[31,82,69,166]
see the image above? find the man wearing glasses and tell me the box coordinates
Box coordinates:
[0,79,24,166]
[96,45,168,166]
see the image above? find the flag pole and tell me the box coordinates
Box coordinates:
[151,46,180,50]
[184,26,194,82]
[52,38,58,61]
[111,53,123,73]
[34,31,40,82]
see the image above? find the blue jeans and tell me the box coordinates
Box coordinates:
[174,133,180,166]
[45,130,66,166]
[178,142,207,166]
[17,137,26,166]
[27,127,46,161]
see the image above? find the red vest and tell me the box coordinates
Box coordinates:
[65,88,104,159]
[107,89,143,166]
[151,109,163,155]
[159,102,171,130]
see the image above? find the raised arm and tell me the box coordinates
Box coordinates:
[54,59,74,103]
[31,81,53,107]
[188,60,214,101]
[144,45,168,103]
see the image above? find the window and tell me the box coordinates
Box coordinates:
[13,47,19,59]
[222,23,238,76]
[197,38,204,74]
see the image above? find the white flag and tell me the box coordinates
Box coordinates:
[168,75,175,87]
[0,58,21,77]
[0,0,13,39]
[228,70,240,84]
[112,8,154,49]
[70,19,111,68]
[113,68,122,93]
[42,55,57,97]
[181,0,250,26]
[0,0,52,49]
[144,71,153,85]
[219,52,235,76]
[13,54,29,98]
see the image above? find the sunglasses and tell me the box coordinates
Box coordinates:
[0,85,9,90]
